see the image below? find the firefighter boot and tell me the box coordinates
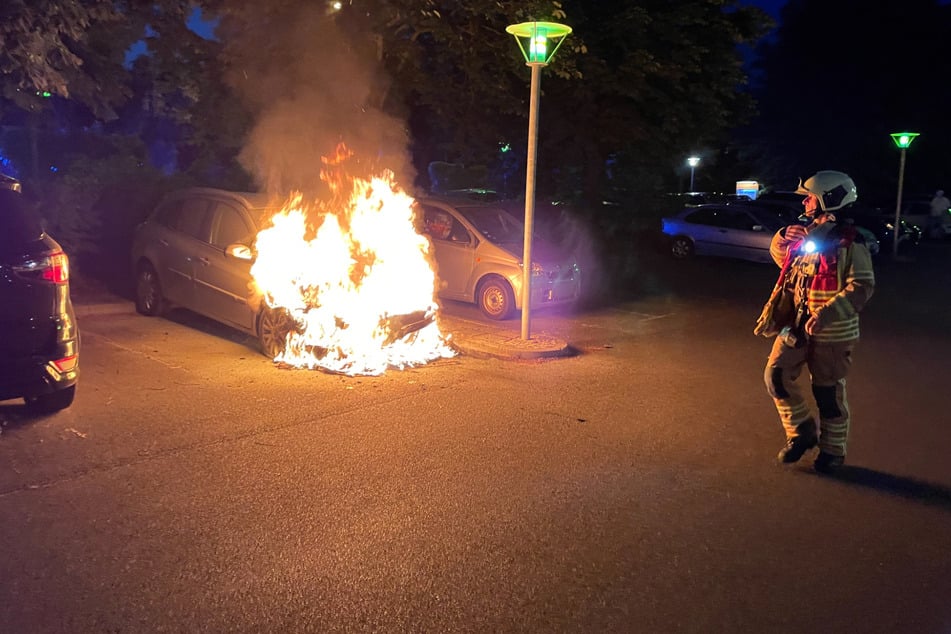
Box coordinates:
[814,451,845,475]
[777,421,818,464]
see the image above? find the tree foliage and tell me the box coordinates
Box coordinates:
[0,0,775,261]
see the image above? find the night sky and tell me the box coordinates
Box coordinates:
[744,0,786,18]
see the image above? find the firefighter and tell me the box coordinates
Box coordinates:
[754,170,875,474]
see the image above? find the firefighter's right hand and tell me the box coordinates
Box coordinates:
[783,225,807,242]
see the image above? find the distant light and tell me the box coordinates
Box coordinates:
[500,143,511,153]
[687,156,700,167]
[890,131,920,149]
[330,0,342,10]
[49,165,59,172]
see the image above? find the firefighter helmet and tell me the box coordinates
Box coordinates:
[795,170,857,212]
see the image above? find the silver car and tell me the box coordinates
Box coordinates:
[415,196,582,320]
[130,188,293,356]
[661,203,791,264]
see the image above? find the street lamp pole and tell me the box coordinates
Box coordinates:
[687,156,700,192]
[889,132,919,257]
[506,21,571,340]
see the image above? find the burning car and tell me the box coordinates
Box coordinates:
[131,171,454,376]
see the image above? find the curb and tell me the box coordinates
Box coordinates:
[74,301,134,318]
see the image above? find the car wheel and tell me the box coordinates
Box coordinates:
[25,385,76,414]
[135,263,166,316]
[477,276,515,321]
[670,236,694,259]
[258,305,296,358]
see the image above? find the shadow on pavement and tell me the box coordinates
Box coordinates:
[825,465,951,512]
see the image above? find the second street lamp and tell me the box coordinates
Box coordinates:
[687,156,700,192]
[890,131,919,257]
[505,21,571,340]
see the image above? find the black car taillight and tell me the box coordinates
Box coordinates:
[12,250,69,284]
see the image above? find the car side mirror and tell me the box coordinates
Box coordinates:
[225,243,254,261]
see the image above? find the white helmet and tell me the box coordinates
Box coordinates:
[795,170,857,212]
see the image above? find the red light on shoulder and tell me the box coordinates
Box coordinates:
[42,252,69,283]
[52,354,78,372]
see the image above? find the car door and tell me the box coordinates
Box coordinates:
[191,200,257,331]
[153,195,212,308]
[720,208,773,262]
[681,207,727,256]
[419,203,475,300]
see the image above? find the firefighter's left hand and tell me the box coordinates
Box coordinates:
[804,314,819,335]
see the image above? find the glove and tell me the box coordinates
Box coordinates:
[783,224,807,242]
[804,314,819,336]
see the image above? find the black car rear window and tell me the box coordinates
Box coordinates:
[0,190,44,252]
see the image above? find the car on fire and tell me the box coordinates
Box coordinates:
[414,195,582,320]
[130,188,294,357]
[0,179,80,413]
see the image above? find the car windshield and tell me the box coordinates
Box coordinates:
[455,205,524,243]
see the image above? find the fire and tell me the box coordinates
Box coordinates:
[250,147,455,375]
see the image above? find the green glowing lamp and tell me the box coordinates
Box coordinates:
[505,21,572,66]
[890,131,919,149]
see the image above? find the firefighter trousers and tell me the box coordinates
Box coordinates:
[764,336,855,457]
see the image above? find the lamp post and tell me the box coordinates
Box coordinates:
[687,156,700,192]
[506,21,571,340]
[890,131,919,257]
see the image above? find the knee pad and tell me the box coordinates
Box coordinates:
[812,384,841,419]
[765,366,788,399]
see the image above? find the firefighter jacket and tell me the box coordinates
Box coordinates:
[755,218,875,343]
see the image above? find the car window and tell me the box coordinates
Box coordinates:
[722,210,755,230]
[421,205,470,243]
[209,202,254,248]
[152,198,184,227]
[684,208,727,227]
[177,197,213,241]
[454,206,522,243]
[154,196,212,241]
[0,190,43,252]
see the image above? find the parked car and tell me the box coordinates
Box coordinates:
[835,205,918,253]
[130,188,294,357]
[890,196,949,240]
[754,190,806,211]
[0,182,80,413]
[660,203,791,264]
[414,196,582,320]
[755,191,914,253]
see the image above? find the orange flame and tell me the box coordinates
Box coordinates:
[250,147,455,375]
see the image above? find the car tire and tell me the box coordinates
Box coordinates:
[477,276,515,321]
[670,236,694,259]
[258,305,296,358]
[135,263,166,316]
[25,385,76,414]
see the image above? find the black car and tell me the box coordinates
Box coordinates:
[835,204,921,251]
[0,184,80,413]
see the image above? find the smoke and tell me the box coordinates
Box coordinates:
[224,3,414,198]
